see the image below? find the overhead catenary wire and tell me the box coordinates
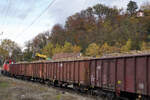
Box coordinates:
[15,0,100,45]
[21,0,56,33]
[1,0,11,32]
[14,0,56,42]
[6,0,36,39]
[0,0,11,42]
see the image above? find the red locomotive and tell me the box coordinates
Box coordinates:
[3,54,150,100]
[2,59,14,75]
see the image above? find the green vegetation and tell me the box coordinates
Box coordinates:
[0,81,9,88]
[127,1,138,15]
[85,43,99,57]
[0,39,22,63]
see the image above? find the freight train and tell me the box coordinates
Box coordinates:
[2,54,150,100]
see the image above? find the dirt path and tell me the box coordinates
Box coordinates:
[0,75,103,100]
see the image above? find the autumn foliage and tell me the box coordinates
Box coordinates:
[22,1,150,59]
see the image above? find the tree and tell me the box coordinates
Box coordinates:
[141,1,150,10]
[52,44,63,55]
[72,45,81,53]
[93,4,119,20]
[141,1,150,16]
[22,41,34,61]
[85,43,99,57]
[51,24,66,46]
[24,3,150,58]
[11,46,22,62]
[22,50,33,62]
[99,43,114,55]
[140,41,150,50]
[0,46,8,63]
[62,42,73,53]
[65,11,97,51]
[31,32,50,53]
[42,42,53,57]
[23,32,50,61]
[0,39,22,61]
[121,39,132,52]
[127,1,138,15]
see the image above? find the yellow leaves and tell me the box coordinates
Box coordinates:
[41,42,53,57]
[62,42,73,53]
[72,45,81,53]
[99,43,114,55]
[141,41,147,50]
[140,41,150,50]
[121,39,132,52]
[42,42,81,58]
[103,20,112,32]
[0,46,9,58]
[62,42,82,53]
[0,39,20,59]
[86,42,120,57]
[85,43,99,57]
[52,44,62,55]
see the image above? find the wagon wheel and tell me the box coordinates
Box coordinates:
[116,97,129,100]
[105,93,116,100]
[141,96,149,100]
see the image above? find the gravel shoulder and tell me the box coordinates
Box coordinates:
[0,75,103,100]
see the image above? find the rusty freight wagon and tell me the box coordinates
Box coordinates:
[89,54,150,99]
[8,54,150,100]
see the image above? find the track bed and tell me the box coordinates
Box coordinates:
[0,75,104,100]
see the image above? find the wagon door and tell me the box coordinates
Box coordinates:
[67,62,70,82]
[136,57,147,95]
[70,61,75,83]
[59,62,63,82]
[63,62,67,82]
[74,61,79,83]
[125,57,135,93]
[90,60,96,87]
[56,62,60,81]
[43,63,47,79]
[96,60,102,87]
[116,58,125,91]
[102,60,109,88]
[108,59,116,90]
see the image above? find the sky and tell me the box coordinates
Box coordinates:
[0,0,148,48]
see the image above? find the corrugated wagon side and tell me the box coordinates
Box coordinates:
[90,54,150,99]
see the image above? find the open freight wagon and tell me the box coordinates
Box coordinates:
[9,54,150,99]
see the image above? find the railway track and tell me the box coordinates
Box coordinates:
[8,75,106,100]
[0,75,100,100]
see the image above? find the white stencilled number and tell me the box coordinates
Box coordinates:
[97,65,101,70]
[139,83,144,90]
[60,63,63,67]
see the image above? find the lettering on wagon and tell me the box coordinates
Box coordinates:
[60,63,63,67]
[139,83,144,90]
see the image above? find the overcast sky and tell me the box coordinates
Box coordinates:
[0,0,148,48]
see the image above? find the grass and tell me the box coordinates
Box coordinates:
[0,81,9,88]
[56,94,62,100]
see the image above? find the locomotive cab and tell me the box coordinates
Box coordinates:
[2,59,14,75]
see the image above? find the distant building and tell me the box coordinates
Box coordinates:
[136,10,144,17]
